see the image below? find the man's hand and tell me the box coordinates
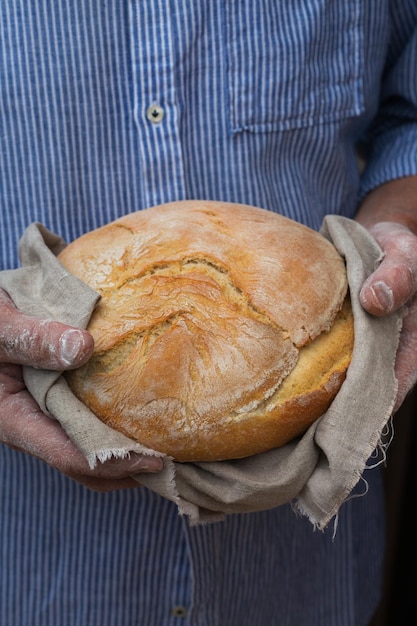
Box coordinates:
[0,289,163,490]
[356,177,417,412]
[359,222,417,411]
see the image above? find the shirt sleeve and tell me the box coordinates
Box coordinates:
[359,1,417,199]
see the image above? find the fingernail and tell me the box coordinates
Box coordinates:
[59,329,86,365]
[370,281,394,311]
[130,455,164,473]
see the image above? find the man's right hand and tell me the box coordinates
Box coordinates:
[0,289,163,491]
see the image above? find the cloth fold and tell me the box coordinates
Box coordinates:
[0,216,402,528]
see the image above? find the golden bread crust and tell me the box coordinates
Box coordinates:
[59,200,354,461]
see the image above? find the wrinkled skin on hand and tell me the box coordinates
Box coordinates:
[357,176,417,413]
[359,222,417,412]
[0,289,163,491]
[2,176,417,488]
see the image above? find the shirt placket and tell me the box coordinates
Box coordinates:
[129,0,186,208]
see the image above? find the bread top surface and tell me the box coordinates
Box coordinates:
[58,200,348,346]
[59,200,352,460]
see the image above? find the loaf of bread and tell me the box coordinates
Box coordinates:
[59,200,354,462]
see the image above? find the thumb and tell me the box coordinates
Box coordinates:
[359,222,417,317]
[0,289,94,370]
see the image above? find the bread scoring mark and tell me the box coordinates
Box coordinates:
[227,305,352,422]
[84,256,301,385]
[99,256,287,334]
[59,202,353,461]
[113,224,136,233]
[82,310,192,376]
[65,255,301,428]
[231,379,283,416]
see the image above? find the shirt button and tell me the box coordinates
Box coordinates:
[171,605,187,618]
[146,104,165,124]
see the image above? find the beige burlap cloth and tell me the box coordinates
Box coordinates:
[0,216,403,528]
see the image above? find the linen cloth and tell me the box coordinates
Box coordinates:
[1,3,416,623]
[0,214,402,529]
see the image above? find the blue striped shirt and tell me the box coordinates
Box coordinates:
[1,2,417,625]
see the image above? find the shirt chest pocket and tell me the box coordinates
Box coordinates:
[224,0,364,133]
